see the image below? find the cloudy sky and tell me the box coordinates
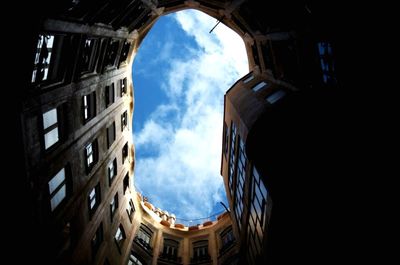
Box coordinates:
[131,9,248,222]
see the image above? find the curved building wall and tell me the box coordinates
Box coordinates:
[13,1,344,265]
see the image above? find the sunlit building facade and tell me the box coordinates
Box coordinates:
[14,0,344,264]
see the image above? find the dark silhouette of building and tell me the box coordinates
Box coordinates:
[10,0,351,264]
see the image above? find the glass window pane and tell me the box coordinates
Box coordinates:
[43,108,58,129]
[45,127,59,149]
[243,75,254,83]
[89,188,96,199]
[49,168,65,194]
[266,90,286,104]
[90,198,96,209]
[51,185,66,211]
[47,36,54,48]
[252,81,267,92]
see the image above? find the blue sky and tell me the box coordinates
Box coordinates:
[132,9,248,221]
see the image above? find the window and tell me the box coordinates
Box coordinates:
[32,35,54,83]
[252,81,268,92]
[135,225,153,252]
[192,240,210,262]
[223,122,229,155]
[127,198,135,221]
[243,74,254,84]
[105,83,115,107]
[122,142,129,162]
[121,111,128,131]
[107,122,116,148]
[123,173,130,194]
[220,226,235,254]
[114,224,126,252]
[317,41,336,84]
[42,108,59,150]
[161,238,179,261]
[88,183,101,216]
[110,192,118,220]
[266,90,286,104]
[104,39,120,68]
[83,91,96,122]
[228,122,237,196]
[80,38,99,75]
[119,40,131,65]
[91,223,103,258]
[48,167,67,211]
[235,138,247,231]
[247,166,269,264]
[108,158,117,185]
[85,140,98,172]
[128,253,144,265]
[120,78,127,96]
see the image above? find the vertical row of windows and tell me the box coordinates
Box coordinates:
[317,42,336,85]
[228,122,237,196]
[247,166,269,264]
[235,138,247,231]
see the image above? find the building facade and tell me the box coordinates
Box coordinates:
[13,0,345,264]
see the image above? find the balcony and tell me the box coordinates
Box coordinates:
[190,254,212,265]
[158,252,182,265]
[134,236,153,254]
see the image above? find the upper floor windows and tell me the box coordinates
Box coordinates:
[235,138,247,231]
[105,83,115,107]
[121,111,128,131]
[85,139,98,172]
[252,81,268,92]
[128,253,144,265]
[91,223,103,258]
[104,39,120,69]
[119,40,131,66]
[88,183,101,216]
[135,224,153,252]
[108,158,117,185]
[80,38,99,75]
[122,142,129,163]
[107,122,116,148]
[114,224,126,253]
[229,122,237,196]
[223,122,229,156]
[110,192,118,220]
[48,167,69,211]
[192,240,210,263]
[32,34,69,86]
[83,91,96,122]
[161,238,179,261]
[120,77,127,96]
[266,90,286,104]
[243,74,255,84]
[220,226,235,254]
[317,41,336,85]
[32,35,54,83]
[127,198,135,221]
[123,173,130,194]
[42,108,59,150]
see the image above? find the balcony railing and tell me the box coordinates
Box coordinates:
[190,254,211,265]
[158,252,182,264]
[134,236,153,253]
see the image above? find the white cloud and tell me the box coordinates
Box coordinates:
[134,9,248,220]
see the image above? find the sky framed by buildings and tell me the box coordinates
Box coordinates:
[132,9,248,221]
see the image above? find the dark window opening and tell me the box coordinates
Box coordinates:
[104,39,120,68]
[161,238,180,262]
[91,223,103,258]
[83,91,96,122]
[219,226,235,255]
[80,37,99,75]
[108,158,117,185]
[122,142,129,162]
[107,122,116,148]
[120,77,127,96]
[110,192,118,221]
[119,40,131,66]
[123,173,130,194]
[127,198,135,222]
[105,83,115,107]
[191,240,210,263]
[121,111,128,131]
